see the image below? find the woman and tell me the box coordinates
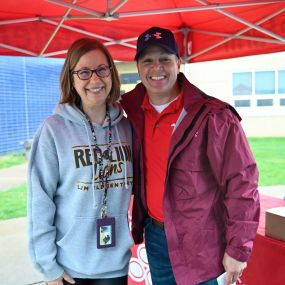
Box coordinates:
[27,38,133,285]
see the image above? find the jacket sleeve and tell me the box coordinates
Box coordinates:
[207,108,260,262]
[27,122,64,281]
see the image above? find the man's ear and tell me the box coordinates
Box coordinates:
[177,57,182,72]
[136,62,141,78]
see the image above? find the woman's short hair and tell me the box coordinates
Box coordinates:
[60,38,120,106]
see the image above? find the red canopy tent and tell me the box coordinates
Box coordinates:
[1,2,285,285]
[1,0,285,62]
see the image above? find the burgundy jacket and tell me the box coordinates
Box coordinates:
[121,73,260,285]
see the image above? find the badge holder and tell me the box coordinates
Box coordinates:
[96,206,116,249]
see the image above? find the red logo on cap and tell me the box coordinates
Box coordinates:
[153,32,162,39]
[144,32,162,41]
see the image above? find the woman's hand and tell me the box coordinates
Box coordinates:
[46,272,75,285]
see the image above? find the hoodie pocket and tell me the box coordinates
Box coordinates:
[56,214,133,276]
[56,216,95,248]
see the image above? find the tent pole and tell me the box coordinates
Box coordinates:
[189,29,284,44]
[46,0,104,18]
[46,0,285,19]
[197,0,285,43]
[0,43,37,56]
[42,18,136,49]
[39,0,76,56]
[0,17,39,25]
[189,6,285,60]
[109,0,128,15]
[119,1,285,18]
[180,27,191,64]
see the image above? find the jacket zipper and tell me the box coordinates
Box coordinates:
[166,104,207,179]
[137,143,148,217]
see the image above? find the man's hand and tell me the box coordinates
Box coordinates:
[46,272,75,285]
[223,252,247,285]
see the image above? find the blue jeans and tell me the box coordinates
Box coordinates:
[144,218,218,285]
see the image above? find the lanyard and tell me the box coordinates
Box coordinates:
[86,108,112,218]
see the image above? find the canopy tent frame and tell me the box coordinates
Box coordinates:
[1,0,285,62]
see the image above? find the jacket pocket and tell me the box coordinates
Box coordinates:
[171,164,214,200]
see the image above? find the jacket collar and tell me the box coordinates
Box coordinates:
[178,73,209,110]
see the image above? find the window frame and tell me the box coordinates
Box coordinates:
[231,68,285,116]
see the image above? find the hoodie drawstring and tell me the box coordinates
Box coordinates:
[115,125,128,189]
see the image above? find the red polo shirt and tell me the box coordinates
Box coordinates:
[142,93,184,222]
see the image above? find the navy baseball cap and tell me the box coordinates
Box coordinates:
[134,26,180,61]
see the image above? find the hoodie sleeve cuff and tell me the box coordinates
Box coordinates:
[44,265,65,282]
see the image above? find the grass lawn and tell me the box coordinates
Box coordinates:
[248,137,285,186]
[0,153,26,169]
[0,137,284,220]
[0,184,27,220]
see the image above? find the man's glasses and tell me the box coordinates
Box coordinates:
[72,65,112,80]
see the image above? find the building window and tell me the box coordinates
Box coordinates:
[234,100,250,107]
[232,72,252,95]
[232,69,285,112]
[255,71,275,94]
[278,70,285,94]
[120,73,140,84]
[257,99,273,107]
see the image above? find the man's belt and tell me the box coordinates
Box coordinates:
[151,217,164,229]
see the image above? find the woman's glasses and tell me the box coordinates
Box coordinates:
[72,65,112,80]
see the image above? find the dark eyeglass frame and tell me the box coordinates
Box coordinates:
[72,65,112,80]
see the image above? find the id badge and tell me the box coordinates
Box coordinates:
[96,217,116,249]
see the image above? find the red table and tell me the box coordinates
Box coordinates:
[128,195,285,285]
[241,195,285,285]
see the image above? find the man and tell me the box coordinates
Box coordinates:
[121,26,260,285]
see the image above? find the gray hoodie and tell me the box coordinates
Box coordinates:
[28,103,133,281]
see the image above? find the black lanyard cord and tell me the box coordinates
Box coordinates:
[86,107,112,218]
